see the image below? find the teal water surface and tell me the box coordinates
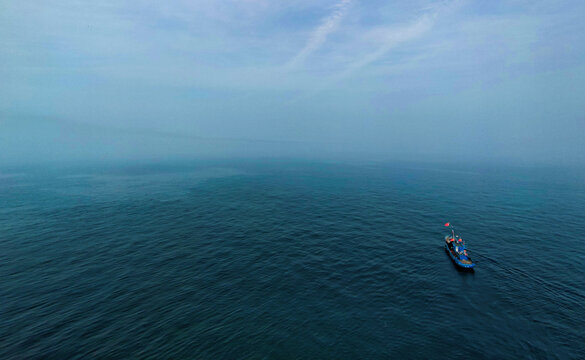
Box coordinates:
[1,161,584,359]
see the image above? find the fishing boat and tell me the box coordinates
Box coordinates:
[444,222,475,269]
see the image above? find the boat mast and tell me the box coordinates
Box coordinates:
[445,222,455,240]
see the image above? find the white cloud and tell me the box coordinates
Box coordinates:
[284,0,352,69]
[339,15,433,79]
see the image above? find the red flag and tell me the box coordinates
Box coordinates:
[444,222,450,227]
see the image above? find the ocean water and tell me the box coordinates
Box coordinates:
[1,160,584,359]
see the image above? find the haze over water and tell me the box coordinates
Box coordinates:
[1,0,585,358]
[1,1,585,165]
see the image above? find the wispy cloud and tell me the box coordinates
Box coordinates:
[339,0,466,80]
[338,15,434,79]
[286,1,463,102]
[284,0,352,69]
[286,14,435,103]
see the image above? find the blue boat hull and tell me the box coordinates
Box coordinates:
[445,244,475,269]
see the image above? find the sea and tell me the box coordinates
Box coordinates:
[1,159,584,359]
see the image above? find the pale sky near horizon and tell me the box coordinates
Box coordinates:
[1,0,584,165]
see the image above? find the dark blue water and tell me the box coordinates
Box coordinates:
[1,160,584,359]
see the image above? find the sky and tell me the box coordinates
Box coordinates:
[1,0,584,165]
